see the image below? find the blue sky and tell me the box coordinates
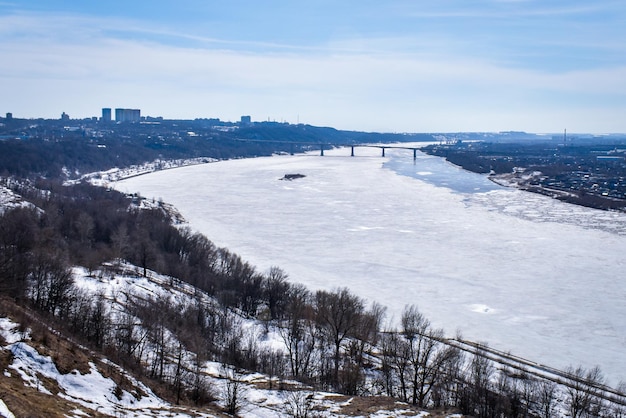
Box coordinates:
[1,1,625,133]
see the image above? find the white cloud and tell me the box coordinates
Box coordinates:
[0,11,625,132]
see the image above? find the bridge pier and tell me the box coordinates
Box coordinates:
[413,149,417,160]
[320,144,324,156]
[351,146,354,157]
[381,147,385,157]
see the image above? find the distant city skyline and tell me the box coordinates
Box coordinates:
[1,1,625,133]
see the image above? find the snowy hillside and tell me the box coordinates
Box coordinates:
[0,263,450,417]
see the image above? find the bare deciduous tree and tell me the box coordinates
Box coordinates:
[28,249,74,316]
[280,284,317,380]
[537,378,557,418]
[285,391,315,418]
[315,287,364,388]
[565,365,605,418]
[263,266,291,320]
[398,305,458,408]
[221,368,248,416]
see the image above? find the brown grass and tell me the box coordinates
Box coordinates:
[314,393,465,417]
[0,298,104,416]
[33,330,92,375]
[0,372,111,418]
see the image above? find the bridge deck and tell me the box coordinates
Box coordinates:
[230,138,422,158]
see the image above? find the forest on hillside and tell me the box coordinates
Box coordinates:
[0,118,427,178]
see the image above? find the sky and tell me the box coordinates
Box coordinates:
[1,0,625,133]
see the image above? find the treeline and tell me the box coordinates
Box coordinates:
[0,132,289,179]
[1,180,625,416]
[0,120,424,179]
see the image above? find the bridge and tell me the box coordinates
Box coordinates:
[331,144,421,159]
[230,138,423,159]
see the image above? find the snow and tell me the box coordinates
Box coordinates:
[0,183,32,214]
[71,157,216,187]
[6,341,172,415]
[0,399,15,418]
[0,318,26,344]
[0,314,213,417]
[114,146,626,386]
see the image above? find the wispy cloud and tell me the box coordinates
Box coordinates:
[1,5,625,132]
[402,1,613,19]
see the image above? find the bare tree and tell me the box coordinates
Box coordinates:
[350,302,386,368]
[565,365,605,418]
[285,391,315,418]
[279,284,317,380]
[0,207,37,299]
[258,347,286,390]
[315,287,364,388]
[400,304,452,408]
[110,223,130,264]
[73,212,94,244]
[514,372,537,418]
[85,291,111,349]
[189,350,213,406]
[221,368,248,416]
[263,266,291,320]
[537,378,557,418]
[171,341,187,405]
[28,249,74,316]
[431,345,463,408]
[610,381,626,418]
[460,348,495,417]
[380,330,411,402]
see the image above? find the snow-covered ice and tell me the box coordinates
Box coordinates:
[114,146,626,385]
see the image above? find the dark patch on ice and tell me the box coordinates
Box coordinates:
[280,174,306,181]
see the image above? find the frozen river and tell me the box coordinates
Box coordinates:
[115,146,626,385]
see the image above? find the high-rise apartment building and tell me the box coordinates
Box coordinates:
[102,108,112,122]
[114,108,141,122]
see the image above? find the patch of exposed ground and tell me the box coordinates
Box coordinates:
[319,394,464,417]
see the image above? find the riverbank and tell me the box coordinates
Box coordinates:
[489,171,626,212]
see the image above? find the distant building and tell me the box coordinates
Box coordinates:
[102,108,112,122]
[61,112,70,121]
[597,156,624,162]
[240,115,252,125]
[131,109,140,122]
[5,113,12,120]
[115,108,141,122]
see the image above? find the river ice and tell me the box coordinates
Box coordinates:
[115,146,626,385]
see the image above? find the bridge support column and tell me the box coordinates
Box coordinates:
[413,149,417,160]
[382,147,385,157]
[351,146,354,157]
[320,144,324,156]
